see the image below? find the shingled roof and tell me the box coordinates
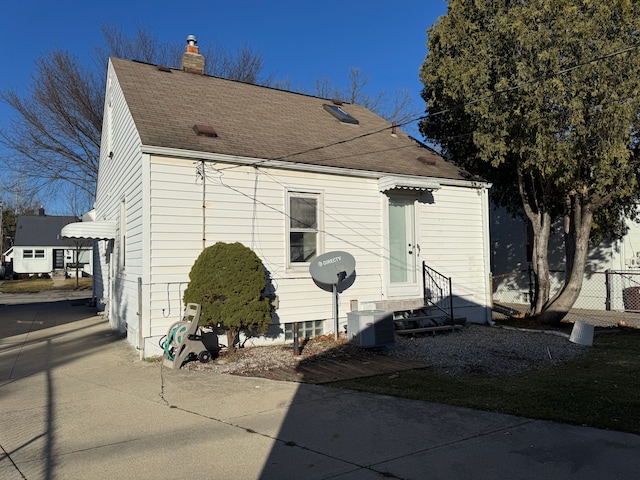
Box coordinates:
[110,58,468,181]
[14,215,77,247]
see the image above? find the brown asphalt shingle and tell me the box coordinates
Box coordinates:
[111,58,468,181]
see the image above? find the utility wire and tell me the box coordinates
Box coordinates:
[283,40,640,159]
[422,40,640,121]
[204,40,640,173]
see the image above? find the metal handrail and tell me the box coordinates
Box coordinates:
[422,261,454,322]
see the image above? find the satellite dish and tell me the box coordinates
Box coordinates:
[309,251,356,286]
[309,251,356,340]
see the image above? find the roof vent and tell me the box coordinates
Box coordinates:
[417,156,437,166]
[331,98,344,105]
[193,124,218,138]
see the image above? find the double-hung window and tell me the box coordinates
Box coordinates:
[23,249,33,259]
[288,192,320,264]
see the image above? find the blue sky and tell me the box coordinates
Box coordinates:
[0,0,448,213]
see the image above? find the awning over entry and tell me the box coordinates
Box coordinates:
[60,221,116,240]
[378,176,441,193]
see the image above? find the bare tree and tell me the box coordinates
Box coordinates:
[0,194,42,255]
[204,42,265,83]
[279,67,421,126]
[97,25,266,83]
[0,25,267,209]
[1,51,102,201]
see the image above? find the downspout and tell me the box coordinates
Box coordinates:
[137,276,143,358]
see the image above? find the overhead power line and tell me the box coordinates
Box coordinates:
[214,39,640,171]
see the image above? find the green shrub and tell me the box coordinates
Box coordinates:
[183,242,272,350]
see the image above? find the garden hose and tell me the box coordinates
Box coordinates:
[162,321,188,361]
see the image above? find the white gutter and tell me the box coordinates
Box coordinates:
[140,144,491,190]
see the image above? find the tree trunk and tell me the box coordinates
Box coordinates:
[563,195,576,280]
[536,194,594,325]
[531,211,552,314]
[226,328,239,352]
[516,164,554,314]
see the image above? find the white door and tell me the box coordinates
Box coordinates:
[387,196,420,297]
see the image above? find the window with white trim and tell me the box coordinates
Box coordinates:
[23,249,33,258]
[288,192,320,263]
[34,249,45,258]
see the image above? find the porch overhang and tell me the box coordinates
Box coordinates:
[60,221,116,240]
[378,176,441,193]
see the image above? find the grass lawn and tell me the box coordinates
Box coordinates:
[330,329,640,435]
[0,277,92,293]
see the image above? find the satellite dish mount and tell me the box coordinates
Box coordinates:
[309,251,356,339]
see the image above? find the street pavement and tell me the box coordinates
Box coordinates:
[1,291,639,479]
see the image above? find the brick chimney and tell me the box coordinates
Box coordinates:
[181,35,205,74]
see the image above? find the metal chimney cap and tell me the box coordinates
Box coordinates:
[186,35,197,46]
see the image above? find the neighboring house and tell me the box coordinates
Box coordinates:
[491,206,640,312]
[9,209,93,277]
[62,37,493,357]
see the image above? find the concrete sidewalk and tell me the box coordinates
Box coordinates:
[1,297,639,479]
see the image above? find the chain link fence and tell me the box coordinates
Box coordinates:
[491,268,640,328]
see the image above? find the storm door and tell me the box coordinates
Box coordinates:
[388,196,419,296]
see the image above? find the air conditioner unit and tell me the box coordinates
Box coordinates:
[347,310,395,348]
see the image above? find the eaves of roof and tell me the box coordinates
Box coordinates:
[141,144,489,189]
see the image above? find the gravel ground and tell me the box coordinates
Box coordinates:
[184,323,590,377]
[386,324,586,376]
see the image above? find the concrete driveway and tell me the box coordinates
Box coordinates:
[1,291,639,479]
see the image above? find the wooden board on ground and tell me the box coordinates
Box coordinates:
[395,325,463,335]
[234,356,427,384]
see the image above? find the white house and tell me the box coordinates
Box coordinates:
[8,211,93,277]
[62,37,493,357]
[491,206,640,312]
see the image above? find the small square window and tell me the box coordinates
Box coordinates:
[23,249,33,259]
[284,320,324,342]
[34,250,45,258]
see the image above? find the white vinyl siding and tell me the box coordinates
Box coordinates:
[93,61,144,339]
[12,247,56,274]
[103,152,491,351]
[145,157,386,340]
[418,185,491,323]
[96,57,491,353]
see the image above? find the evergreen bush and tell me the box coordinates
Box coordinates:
[183,242,272,350]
